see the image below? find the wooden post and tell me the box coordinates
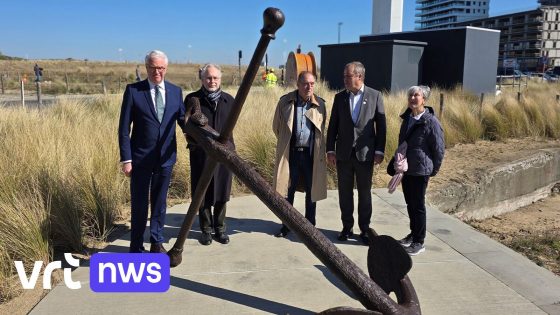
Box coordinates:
[118,76,122,91]
[0,74,4,94]
[556,94,559,102]
[498,75,502,91]
[20,80,25,108]
[517,91,521,101]
[36,81,43,107]
[479,93,484,119]
[439,93,444,121]
[101,81,107,95]
[65,73,69,94]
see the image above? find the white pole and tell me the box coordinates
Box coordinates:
[20,80,25,108]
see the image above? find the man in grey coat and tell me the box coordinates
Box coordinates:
[326,61,387,245]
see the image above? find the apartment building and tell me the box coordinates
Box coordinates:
[416,0,489,30]
[459,0,560,71]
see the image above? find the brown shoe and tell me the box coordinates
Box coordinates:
[149,243,167,253]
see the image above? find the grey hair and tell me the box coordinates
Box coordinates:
[345,61,365,79]
[200,63,222,80]
[407,85,431,100]
[145,50,168,65]
[297,71,316,83]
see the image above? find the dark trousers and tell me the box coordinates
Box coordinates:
[281,147,316,232]
[336,154,374,233]
[199,201,227,234]
[129,165,173,253]
[402,175,429,244]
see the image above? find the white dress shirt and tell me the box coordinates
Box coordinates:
[348,84,365,120]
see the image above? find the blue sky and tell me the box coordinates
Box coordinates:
[0,0,539,67]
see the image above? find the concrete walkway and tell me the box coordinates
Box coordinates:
[30,189,560,314]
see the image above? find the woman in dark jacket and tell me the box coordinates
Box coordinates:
[396,85,445,256]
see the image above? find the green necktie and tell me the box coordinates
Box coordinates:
[155,85,165,122]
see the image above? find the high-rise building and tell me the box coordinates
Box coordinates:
[371,0,404,34]
[416,0,490,30]
[458,0,560,71]
[540,0,560,6]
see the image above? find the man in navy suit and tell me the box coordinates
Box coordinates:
[118,50,185,253]
[326,61,387,245]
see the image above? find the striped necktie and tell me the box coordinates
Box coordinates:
[155,85,165,122]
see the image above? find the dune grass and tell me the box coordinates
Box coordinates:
[1,80,560,303]
[0,97,127,301]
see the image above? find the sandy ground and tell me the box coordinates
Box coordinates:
[470,194,560,275]
[427,138,560,276]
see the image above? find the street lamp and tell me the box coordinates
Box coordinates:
[338,22,343,44]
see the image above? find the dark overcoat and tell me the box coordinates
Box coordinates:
[184,88,235,207]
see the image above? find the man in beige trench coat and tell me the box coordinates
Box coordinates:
[272,71,328,238]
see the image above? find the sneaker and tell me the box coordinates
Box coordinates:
[405,242,425,256]
[337,229,354,241]
[397,234,413,247]
[359,232,370,245]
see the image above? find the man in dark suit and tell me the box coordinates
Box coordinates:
[118,50,185,253]
[185,64,235,246]
[326,61,387,245]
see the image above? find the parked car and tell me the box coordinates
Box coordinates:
[533,72,559,82]
[496,69,527,83]
[545,70,559,79]
[550,66,560,76]
[543,73,559,82]
[513,70,525,78]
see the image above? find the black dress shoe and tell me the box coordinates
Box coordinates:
[359,232,370,245]
[129,246,147,253]
[337,229,354,241]
[215,232,230,244]
[275,226,289,238]
[200,232,212,245]
[150,243,167,253]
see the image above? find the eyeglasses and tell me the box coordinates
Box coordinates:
[343,74,358,79]
[204,76,221,81]
[148,66,167,72]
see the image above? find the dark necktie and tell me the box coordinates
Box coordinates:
[351,93,361,124]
